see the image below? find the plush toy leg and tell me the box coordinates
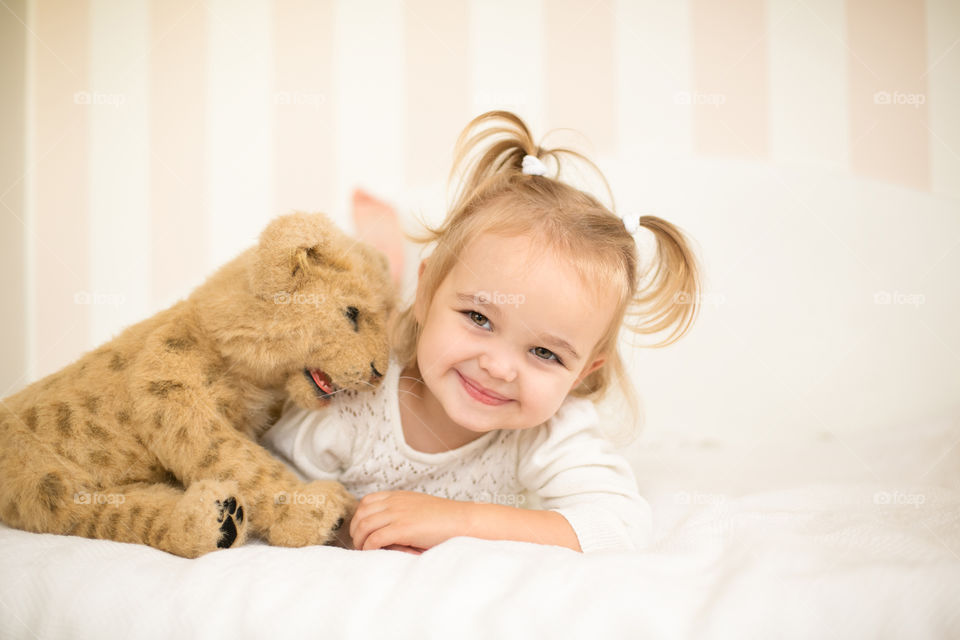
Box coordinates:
[3,472,246,558]
[71,479,248,558]
[177,438,358,548]
[262,479,358,548]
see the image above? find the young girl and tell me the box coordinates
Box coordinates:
[262,111,701,554]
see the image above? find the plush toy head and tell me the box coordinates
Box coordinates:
[257,212,395,410]
[197,212,395,412]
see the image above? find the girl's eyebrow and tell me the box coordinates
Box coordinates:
[456,292,502,316]
[455,292,582,361]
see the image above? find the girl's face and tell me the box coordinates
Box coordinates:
[412,232,615,435]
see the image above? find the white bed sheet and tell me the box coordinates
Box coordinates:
[2,418,958,640]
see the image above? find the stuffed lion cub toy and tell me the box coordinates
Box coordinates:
[0,212,394,558]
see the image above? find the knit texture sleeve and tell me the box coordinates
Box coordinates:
[516,398,653,553]
[260,398,354,483]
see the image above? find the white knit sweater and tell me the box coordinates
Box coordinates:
[261,357,652,552]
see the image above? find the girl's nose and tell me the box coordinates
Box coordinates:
[478,350,517,383]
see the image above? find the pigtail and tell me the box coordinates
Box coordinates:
[625,216,702,348]
[445,111,616,220]
[446,111,536,216]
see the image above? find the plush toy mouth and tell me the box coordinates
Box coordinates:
[303,368,338,400]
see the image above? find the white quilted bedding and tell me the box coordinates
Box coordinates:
[2,418,958,639]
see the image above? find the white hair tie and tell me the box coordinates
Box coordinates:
[521,154,548,176]
[619,211,641,235]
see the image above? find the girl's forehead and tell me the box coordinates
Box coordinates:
[458,232,556,272]
[446,233,616,333]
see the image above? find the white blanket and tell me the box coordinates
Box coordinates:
[2,421,959,639]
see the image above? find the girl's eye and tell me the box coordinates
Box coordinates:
[465,310,491,330]
[531,346,562,365]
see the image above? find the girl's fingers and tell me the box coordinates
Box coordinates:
[352,511,395,551]
[359,491,391,504]
[349,500,390,540]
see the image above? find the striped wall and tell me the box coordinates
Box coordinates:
[2,0,959,442]
[0,0,28,399]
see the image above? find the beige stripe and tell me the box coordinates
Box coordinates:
[925,0,960,198]
[150,0,208,309]
[273,0,336,214]
[691,0,769,157]
[847,0,930,191]
[33,0,90,380]
[404,0,471,188]
[544,0,616,155]
[0,0,28,394]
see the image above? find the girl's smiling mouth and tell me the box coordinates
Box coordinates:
[456,371,512,406]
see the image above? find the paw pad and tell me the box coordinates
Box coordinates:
[215,497,243,548]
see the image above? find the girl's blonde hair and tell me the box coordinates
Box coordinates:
[390,110,702,434]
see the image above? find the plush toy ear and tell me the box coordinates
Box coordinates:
[252,212,352,296]
[291,244,350,278]
[351,188,405,287]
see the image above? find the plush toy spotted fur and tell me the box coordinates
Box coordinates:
[0,212,394,558]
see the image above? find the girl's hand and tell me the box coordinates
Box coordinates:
[349,490,470,552]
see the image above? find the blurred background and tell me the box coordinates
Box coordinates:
[1,0,958,453]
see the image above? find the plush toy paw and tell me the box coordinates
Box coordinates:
[267,480,359,548]
[166,479,248,558]
[214,496,244,548]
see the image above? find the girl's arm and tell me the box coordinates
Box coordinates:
[464,501,581,550]
[348,491,581,552]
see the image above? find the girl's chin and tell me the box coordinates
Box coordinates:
[443,405,493,433]
[442,399,507,434]
[447,401,531,434]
